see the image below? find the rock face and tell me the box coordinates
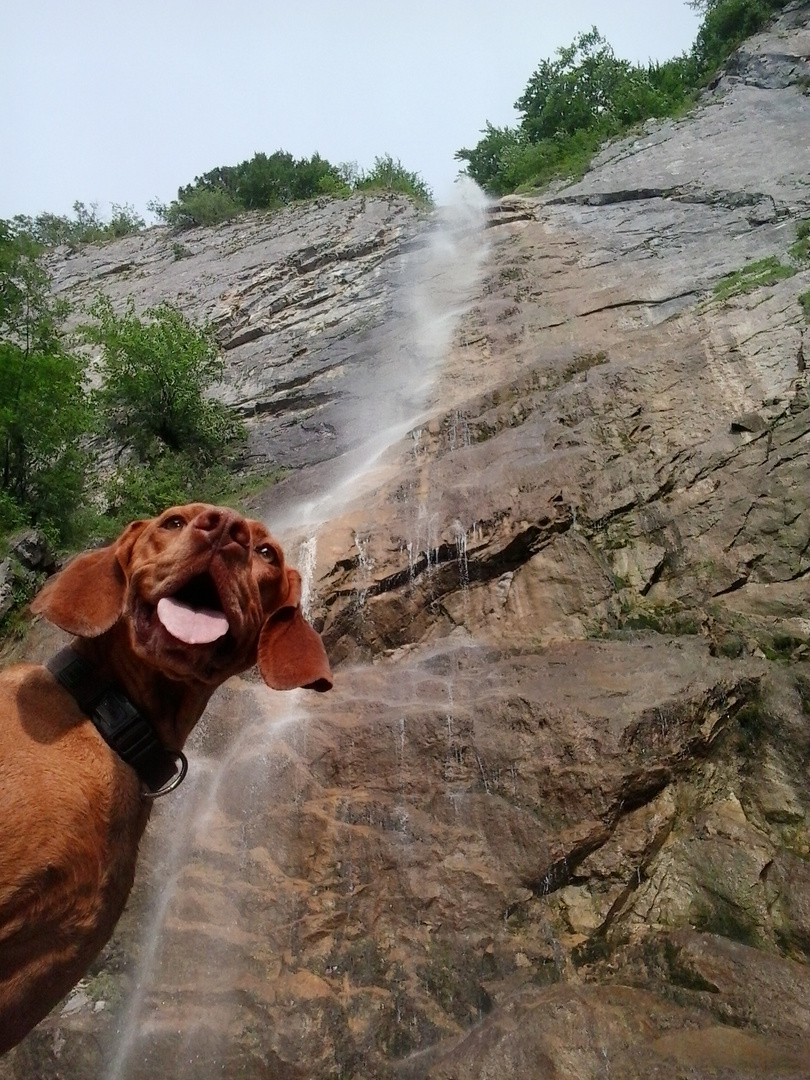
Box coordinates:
[5,6,810,1078]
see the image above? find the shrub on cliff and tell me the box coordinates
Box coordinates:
[11,201,145,248]
[456,28,697,193]
[81,294,244,464]
[100,451,237,523]
[161,149,432,226]
[161,187,243,228]
[78,295,248,522]
[353,155,433,205]
[161,150,350,225]
[515,28,684,143]
[0,231,254,607]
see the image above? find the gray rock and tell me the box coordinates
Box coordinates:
[0,559,14,619]
[7,529,55,572]
[731,411,768,432]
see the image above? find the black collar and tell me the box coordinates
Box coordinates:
[47,647,187,799]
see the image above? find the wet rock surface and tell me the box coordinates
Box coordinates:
[5,7,810,1078]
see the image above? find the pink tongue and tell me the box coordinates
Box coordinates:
[157,596,229,645]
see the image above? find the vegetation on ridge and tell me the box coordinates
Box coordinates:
[9,201,145,250]
[5,153,431,248]
[456,0,793,194]
[152,151,433,227]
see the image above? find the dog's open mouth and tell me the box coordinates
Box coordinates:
[156,574,230,645]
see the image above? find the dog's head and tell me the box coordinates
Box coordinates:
[31,503,332,693]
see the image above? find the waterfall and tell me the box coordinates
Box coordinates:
[101,178,490,1079]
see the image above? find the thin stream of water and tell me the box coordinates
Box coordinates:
[104,696,308,1080]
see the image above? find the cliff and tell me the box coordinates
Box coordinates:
[4,4,810,1077]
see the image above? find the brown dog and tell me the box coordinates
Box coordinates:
[0,503,331,1054]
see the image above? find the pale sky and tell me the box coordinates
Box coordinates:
[0,1,701,219]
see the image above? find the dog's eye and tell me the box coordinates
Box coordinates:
[255,543,279,564]
[161,515,185,530]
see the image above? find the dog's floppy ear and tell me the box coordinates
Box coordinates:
[30,520,147,637]
[257,568,333,692]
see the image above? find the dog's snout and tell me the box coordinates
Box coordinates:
[192,507,251,553]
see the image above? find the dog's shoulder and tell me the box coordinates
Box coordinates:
[0,660,87,736]
[0,660,144,819]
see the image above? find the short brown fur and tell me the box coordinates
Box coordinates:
[0,504,331,1053]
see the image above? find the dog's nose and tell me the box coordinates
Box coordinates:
[191,507,251,553]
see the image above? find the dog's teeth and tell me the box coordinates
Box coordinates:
[156,597,229,644]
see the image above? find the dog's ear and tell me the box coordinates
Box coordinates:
[257,568,332,692]
[30,520,147,637]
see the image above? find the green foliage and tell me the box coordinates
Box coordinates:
[171,240,193,261]
[515,28,683,143]
[163,150,359,225]
[455,124,523,195]
[11,201,144,248]
[497,128,606,194]
[457,1,788,194]
[0,489,26,534]
[0,561,46,640]
[190,150,341,207]
[316,168,353,198]
[789,217,810,263]
[798,288,810,322]
[711,255,795,300]
[457,28,697,193]
[0,232,262,636]
[81,294,245,464]
[692,0,791,73]
[107,203,146,238]
[160,187,242,228]
[101,452,236,525]
[353,154,433,204]
[0,222,92,541]
[161,150,431,226]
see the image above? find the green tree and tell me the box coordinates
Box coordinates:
[456,0,790,196]
[0,223,91,539]
[456,28,674,192]
[81,296,248,521]
[82,294,244,463]
[515,28,681,144]
[161,187,242,227]
[455,124,523,192]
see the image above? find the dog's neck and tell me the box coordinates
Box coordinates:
[46,645,191,796]
[67,631,216,753]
